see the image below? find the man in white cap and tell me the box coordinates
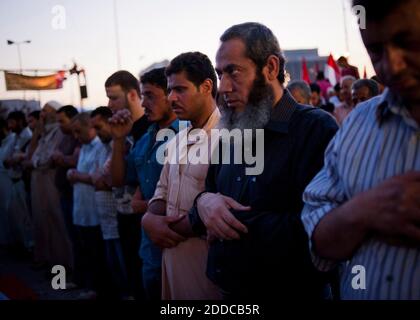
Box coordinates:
[27,100,73,273]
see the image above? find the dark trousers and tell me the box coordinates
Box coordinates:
[142,261,161,300]
[117,213,144,299]
[60,193,77,276]
[74,225,109,297]
[60,193,76,243]
[104,238,129,298]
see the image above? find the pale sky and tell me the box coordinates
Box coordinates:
[0,0,374,109]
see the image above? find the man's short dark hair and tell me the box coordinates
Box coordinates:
[0,118,7,142]
[352,79,379,97]
[7,111,26,123]
[165,52,218,98]
[334,83,341,93]
[71,112,91,126]
[310,83,321,94]
[287,81,311,102]
[316,71,325,81]
[370,75,383,85]
[28,110,40,120]
[140,67,168,94]
[337,56,348,64]
[220,22,286,85]
[105,70,141,97]
[91,106,113,120]
[352,0,413,21]
[57,105,79,119]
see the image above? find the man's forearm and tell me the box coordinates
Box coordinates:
[27,136,39,160]
[62,154,79,168]
[148,199,166,216]
[147,200,194,237]
[312,194,370,261]
[74,172,93,185]
[170,215,195,238]
[111,138,126,187]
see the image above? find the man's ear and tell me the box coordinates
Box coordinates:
[199,79,213,95]
[263,55,280,82]
[127,89,139,102]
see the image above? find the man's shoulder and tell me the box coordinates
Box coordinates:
[132,130,152,153]
[131,115,151,140]
[21,127,32,139]
[133,114,151,128]
[342,95,383,128]
[292,104,339,132]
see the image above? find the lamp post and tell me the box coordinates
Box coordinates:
[113,0,121,69]
[7,39,31,74]
[7,39,31,100]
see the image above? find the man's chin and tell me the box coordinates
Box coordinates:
[146,112,160,122]
[227,101,245,111]
[392,88,420,107]
[174,111,188,120]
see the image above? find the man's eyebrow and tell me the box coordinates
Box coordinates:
[392,31,417,44]
[168,84,187,90]
[216,64,238,74]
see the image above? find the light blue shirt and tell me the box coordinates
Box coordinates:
[125,119,182,268]
[301,89,420,299]
[73,136,102,226]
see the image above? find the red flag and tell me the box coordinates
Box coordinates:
[301,57,310,83]
[324,54,341,85]
[363,66,367,79]
[55,70,66,89]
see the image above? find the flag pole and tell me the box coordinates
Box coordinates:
[342,0,350,55]
[16,42,26,100]
[35,69,41,104]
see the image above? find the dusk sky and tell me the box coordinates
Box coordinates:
[0,0,373,109]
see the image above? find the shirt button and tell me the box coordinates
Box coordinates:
[147,160,151,164]
[251,177,256,183]
[146,179,149,183]
[236,177,241,182]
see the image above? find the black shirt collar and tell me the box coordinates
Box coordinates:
[264,89,298,133]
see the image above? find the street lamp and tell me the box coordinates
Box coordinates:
[7,39,31,100]
[7,39,31,74]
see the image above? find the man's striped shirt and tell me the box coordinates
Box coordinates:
[301,89,420,300]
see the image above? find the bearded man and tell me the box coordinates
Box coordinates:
[187,22,339,299]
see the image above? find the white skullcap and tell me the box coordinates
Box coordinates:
[44,100,62,111]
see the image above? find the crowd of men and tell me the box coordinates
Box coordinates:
[0,0,419,300]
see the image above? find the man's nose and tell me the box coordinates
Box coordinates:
[167,91,177,103]
[385,45,407,75]
[218,74,233,94]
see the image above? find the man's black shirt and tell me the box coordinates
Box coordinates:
[130,114,151,144]
[189,91,339,299]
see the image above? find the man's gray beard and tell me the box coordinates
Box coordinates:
[217,88,273,133]
[44,116,57,131]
